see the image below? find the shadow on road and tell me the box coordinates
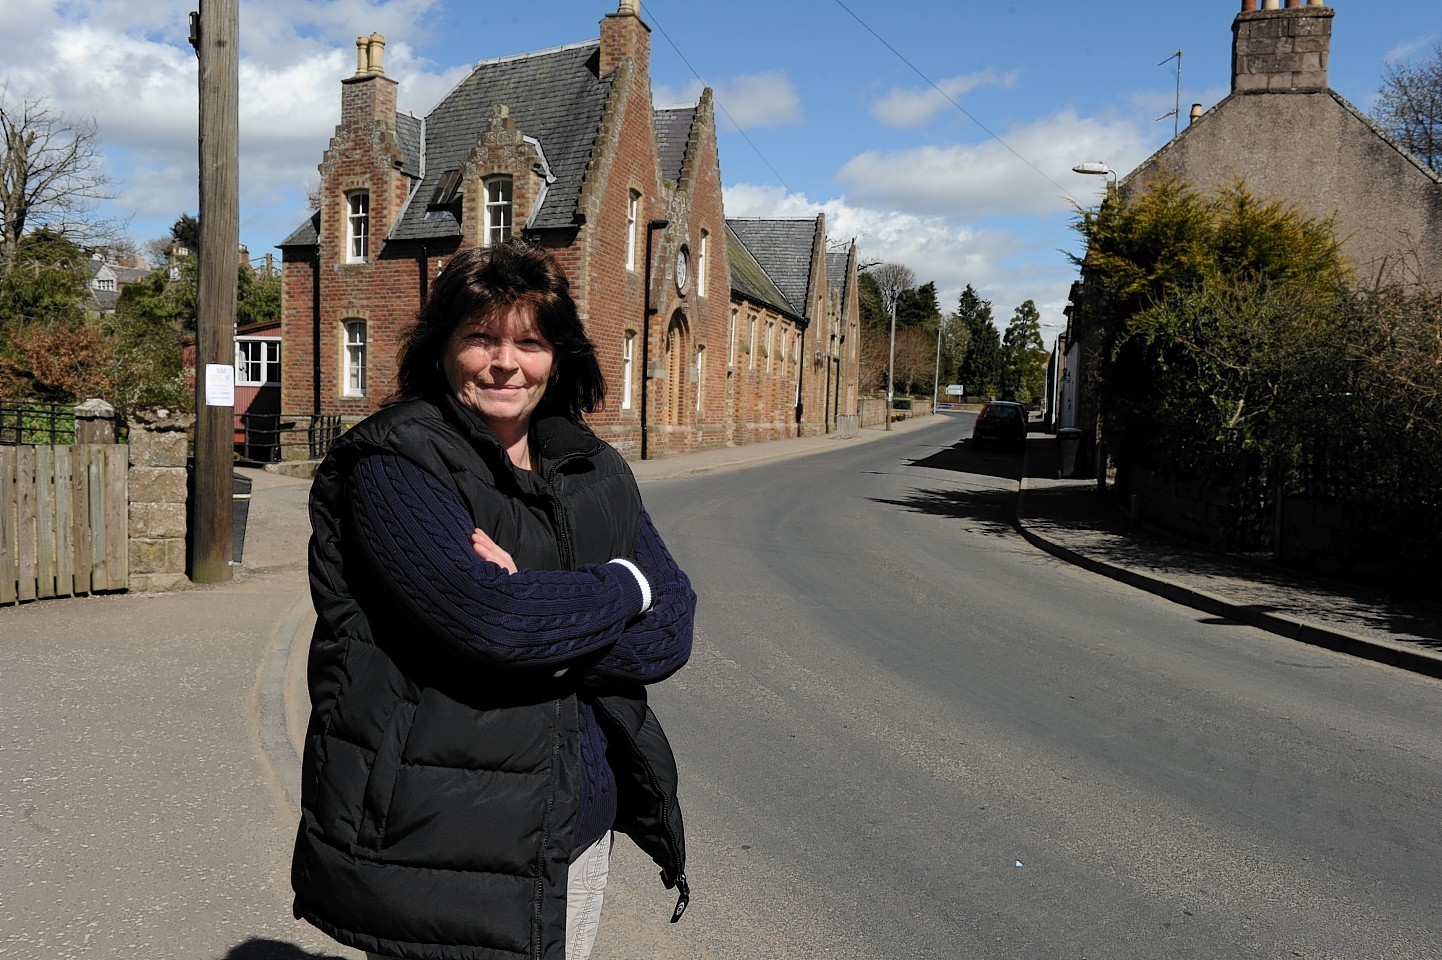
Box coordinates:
[222,939,349,960]
[907,437,1024,484]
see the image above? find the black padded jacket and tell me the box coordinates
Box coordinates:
[292,395,688,960]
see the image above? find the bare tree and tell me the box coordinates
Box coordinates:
[1373,42,1442,175]
[867,262,916,319]
[1,88,119,263]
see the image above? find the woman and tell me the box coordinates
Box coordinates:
[292,242,694,960]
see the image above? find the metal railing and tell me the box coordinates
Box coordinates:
[0,402,77,445]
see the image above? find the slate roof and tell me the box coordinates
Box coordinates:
[726,224,804,322]
[826,249,849,293]
[390,41,613,241]
[395,111,423,179]
[727,218,818,319]
[279,211,320,249]
[655,106,696,183]
[86,260,149,313]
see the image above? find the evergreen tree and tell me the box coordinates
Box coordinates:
[0,227,88,327]
[895,281,941,328]
[955,284,1002,397]
[1002,299,1047,403]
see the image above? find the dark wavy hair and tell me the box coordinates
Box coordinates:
[387,241,605,420]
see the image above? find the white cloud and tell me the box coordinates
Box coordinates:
[723,182,1077,345]
[0,0,471,250]
[835,110,1153,220]
[714,72,802,130]
[657,73,803,130]
[870,69,1019,129]
[1382,35,1439,67]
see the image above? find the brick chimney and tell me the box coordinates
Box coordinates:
[599,0,650,78]
[1232,1,1334,94]
[340,32,397,125]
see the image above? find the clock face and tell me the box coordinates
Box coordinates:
[675,245,690,292]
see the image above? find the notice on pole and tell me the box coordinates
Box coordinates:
[205,363,235,407]
[945,384,964,396]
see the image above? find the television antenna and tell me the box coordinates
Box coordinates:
[1156,49,1182,138]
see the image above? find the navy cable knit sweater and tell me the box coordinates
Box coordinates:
[347,453,695,851]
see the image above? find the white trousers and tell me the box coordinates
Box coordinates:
[364,831,613,960]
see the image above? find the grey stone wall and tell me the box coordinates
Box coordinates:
[1126,91,1442,292]
[126,409,194,593]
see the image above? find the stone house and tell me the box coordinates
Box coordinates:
[1063,0,1442,472]
[1125,0,1442,290]
[277,0,858,459]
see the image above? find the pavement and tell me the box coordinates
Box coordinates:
[3,413,1439,959]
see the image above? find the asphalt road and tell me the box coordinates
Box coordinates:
[597,413,1442,960]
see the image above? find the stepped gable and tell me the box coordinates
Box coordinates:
[389,42,614,241]
[655,105,698,184]
[726,224,804,320]
[727,218,819,320]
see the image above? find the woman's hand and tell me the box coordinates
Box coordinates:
[470,527,517,574]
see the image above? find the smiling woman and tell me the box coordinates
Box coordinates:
[292,241,696,960]
[443,307,556,467]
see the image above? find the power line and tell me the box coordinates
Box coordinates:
[643,4,803,205]
[831,0,1078,202]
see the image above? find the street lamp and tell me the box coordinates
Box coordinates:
[1072,162,1118,198]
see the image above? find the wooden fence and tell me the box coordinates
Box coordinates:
[1,444,128,604]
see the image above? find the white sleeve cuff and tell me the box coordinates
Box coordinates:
[610,558,652,614]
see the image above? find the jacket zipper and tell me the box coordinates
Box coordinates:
[594,700,690,923]
[535,697,563,959]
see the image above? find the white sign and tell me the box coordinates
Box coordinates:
[205,363,235,407]
[945,384,964,396]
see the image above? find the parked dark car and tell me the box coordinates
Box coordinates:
[971,400,1028,450]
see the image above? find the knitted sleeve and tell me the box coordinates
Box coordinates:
[588,510,696,684]
[346,453,646,668]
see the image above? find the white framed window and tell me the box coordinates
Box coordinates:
[621,331,636,410]
[765,322,775,372]
[625,190,640,271]
[236,338,281,386]
[695,344,706,412]
[343,320,367,397]
[697,230,708,297]
[748,316,757,370]
[727,309,737,368]
[94,277,116,292]
[483,176,513,247]
[346,191,369,263]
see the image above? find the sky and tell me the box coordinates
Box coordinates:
[3,1,1437,346]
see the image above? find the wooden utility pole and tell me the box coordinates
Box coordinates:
[191,0,239,583]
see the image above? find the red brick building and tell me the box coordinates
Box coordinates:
[727,216,861,441]
[279,1,860,458]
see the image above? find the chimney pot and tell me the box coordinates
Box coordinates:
[1189,103,1203,124]
[354,36,368,77]
[367,33,386,76]
[1241,0,1257,9]
[1284,0,1301,7]
[1263,0,1281,8]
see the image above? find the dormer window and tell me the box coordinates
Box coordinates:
[484,176,513,247]
[346,191,369,263]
